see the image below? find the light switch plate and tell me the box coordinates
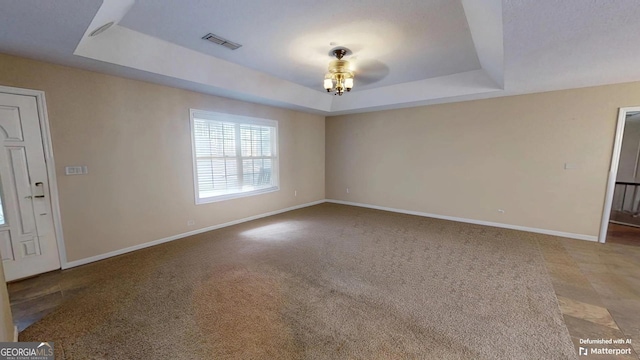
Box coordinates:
[65,166,88,175]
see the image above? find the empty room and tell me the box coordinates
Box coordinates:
[0,0,639,359]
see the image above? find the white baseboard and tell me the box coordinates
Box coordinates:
[62,198,597,269]
[62,200,326,269]
[325,199,598,242]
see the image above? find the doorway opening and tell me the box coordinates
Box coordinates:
[599,106,640,245]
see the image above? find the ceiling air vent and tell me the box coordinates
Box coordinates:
[201,33,242,50]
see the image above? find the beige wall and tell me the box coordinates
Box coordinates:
[327,83,640,237]
[3,51,640,264]
[0,53,325,262]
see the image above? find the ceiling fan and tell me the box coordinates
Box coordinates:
[322,47,389,95]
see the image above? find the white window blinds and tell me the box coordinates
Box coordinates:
[191,111,278,203]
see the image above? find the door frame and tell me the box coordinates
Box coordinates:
[598,106,640,243]
[0,85,67,268]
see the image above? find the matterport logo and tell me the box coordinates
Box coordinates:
[578,338,633,356]
[0,342,54,360]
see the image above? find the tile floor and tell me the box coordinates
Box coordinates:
[538,230,640,359]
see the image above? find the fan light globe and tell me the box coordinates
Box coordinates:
[345,78,354,90]
[324,79,333,91]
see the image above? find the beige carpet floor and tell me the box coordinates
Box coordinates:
[21,203,577,359]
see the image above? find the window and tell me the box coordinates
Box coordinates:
[190,110,279,203]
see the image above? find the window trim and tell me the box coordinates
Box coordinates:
[190,109,279,204]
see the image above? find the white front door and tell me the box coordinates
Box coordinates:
[0,92,60,281]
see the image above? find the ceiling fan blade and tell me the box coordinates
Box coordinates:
[352,59,389,85]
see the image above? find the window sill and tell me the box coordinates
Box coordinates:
[196,186,279,204]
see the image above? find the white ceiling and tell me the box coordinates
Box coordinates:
[1,0,640,115]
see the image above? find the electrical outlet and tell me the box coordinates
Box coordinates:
[294,190,297,197]
[346,188,350,194]
[187,220,195,226]
[498,209,505,214]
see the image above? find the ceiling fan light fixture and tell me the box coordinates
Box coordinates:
[323,48,354,96]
